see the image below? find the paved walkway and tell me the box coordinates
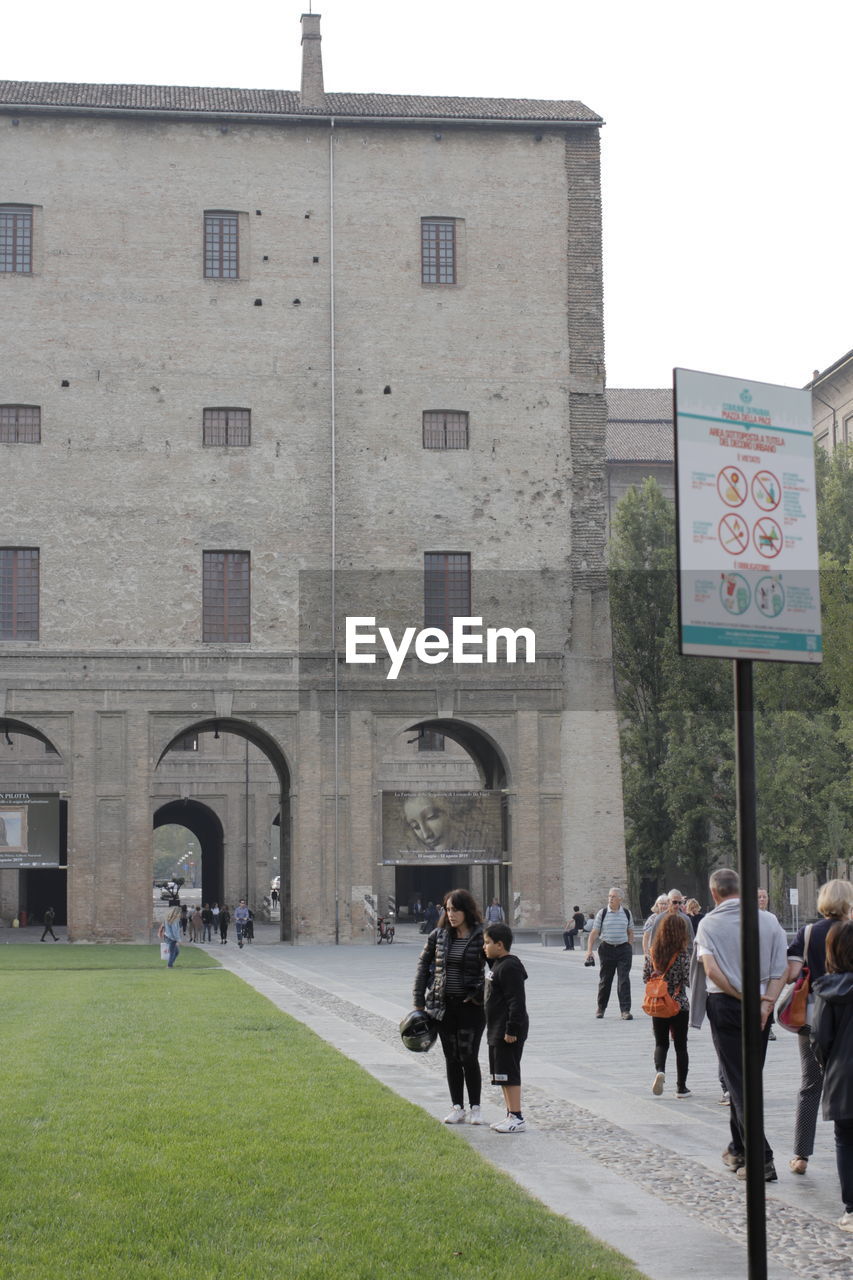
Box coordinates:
[202,924,851,1280]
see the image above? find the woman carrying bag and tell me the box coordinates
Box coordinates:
[642,910,693,1098]
[784,879,853,1176]
[412,888,486,1125]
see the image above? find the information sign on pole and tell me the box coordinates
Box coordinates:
[674,368,821,662]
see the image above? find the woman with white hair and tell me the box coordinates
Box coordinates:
[785,879,853,1176]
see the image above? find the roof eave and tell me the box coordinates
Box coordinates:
[0,102,603,129]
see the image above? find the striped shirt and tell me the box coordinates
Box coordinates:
[445,936,470,998]
[595,906,633,945]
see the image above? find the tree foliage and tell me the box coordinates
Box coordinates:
[609,447,851,902]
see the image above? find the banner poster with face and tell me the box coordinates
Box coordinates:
[0,793,60,867]
[382,791,502,864]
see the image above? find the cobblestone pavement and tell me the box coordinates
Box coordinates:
[209,927,850,1280]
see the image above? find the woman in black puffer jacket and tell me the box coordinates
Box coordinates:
[413,888,486,1126]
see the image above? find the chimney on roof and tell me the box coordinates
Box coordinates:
[300,12,324,107]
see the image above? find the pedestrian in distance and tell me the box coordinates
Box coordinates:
[784,879,853,1178]
[412,888,487,1126]
[810,919,853,1233]
[234,899,250,947]
[586,887,635,1019]
[201,903,213,942]
[483,921,529,1132]
[40,906,59,942]
[189,905,203,942]
[159,906,182,968]
[642,896,669,957]
[563,906,585,950]
[485,898,505,925]
[643,909,693,1098]
[219,904,231,945]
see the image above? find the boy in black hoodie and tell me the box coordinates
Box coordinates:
[484,922,529,1133]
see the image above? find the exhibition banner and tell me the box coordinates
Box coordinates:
[381,791,502,864]
[0,792,61,868]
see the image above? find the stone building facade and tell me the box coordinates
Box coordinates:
[809,348,853,453]
[0,14,626,941]
[605,388,674,527]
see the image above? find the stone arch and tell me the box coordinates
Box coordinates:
[401,717,510,790]
[154,718,293,940]
[378,715,512,919]
[153,799,224,908]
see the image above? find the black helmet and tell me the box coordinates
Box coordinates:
[399,1009,437,1053]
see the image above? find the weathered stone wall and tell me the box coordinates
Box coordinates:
[1,108,627,940]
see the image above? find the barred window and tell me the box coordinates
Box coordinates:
[203,408,251,447]
[424,552,471,632]
[203,551,250,643]
[0,548,39,640]
[0,405,40,443]
[172,733,199,752]
[423,411,468,450]
[204,211,239,279]
[421,218,456,285]
[0,206,32,274]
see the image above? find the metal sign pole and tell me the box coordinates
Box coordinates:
[734,657,767,1280]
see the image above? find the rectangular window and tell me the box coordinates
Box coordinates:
[418,729,445,752]
[421,218,456,285]
[423,411,469,450]
[0,548,39,640]
[0,206,33,274]
[203,408,251,447]
[204,212,239,279]
[203,551,250,643]
[0,405,40,443]
[424,552,471,632]
[172,733,199,752]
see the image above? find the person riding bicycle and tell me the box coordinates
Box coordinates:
[234,899,250,948]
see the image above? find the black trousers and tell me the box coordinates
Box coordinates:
[652,1008,689,1089]
[563,927,578,949]
[706,992,773,1160]
[437,998,485,1109]
[597,941,633,1012]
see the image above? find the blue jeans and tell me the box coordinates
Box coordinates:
[167,938,180,968]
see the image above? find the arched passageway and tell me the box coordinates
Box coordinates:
[380,717,511,921]
[155,719,293,939]
[153,800,224,908]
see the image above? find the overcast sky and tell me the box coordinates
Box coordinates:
[6,0,851,390]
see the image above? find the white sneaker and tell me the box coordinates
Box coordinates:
[443,1105,466,1124]
[838,1212,853,1233]
[468,1105,486,1125]
[491,1114,527,1133]
[652,1072,665,1096]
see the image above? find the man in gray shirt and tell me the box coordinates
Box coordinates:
[586,887,635,1020]
[691,867,788,1181]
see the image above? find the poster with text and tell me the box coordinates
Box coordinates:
[674,369,821,662]
[0,792,61,868]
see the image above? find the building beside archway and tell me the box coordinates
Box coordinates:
[0,14,627,941]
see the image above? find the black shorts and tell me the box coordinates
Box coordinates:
[489,1038,525,1087]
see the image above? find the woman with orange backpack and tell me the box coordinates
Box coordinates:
[642,911,693,1098]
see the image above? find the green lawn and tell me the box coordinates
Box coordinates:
[0,946,647,1280]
